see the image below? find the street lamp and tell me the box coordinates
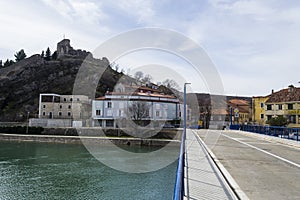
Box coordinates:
[184,83,191,135]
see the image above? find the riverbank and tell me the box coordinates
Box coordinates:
[0,132,181,146]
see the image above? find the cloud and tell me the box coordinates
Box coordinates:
[1,0,300,96]
[181,0,300,95]
[41,0,108,24]
[116,0,155,24]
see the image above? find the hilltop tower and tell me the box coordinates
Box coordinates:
[56,39,89,59]
[57,39,73,58]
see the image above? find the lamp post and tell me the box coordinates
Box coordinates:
[230,106,232,126]
[184,83,191,135]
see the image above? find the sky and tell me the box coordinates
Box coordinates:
[1,0,300,96]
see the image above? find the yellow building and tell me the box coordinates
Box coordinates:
[252,96,269,125]
[265,85,300,128]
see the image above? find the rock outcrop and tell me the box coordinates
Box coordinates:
[0,39,122,121]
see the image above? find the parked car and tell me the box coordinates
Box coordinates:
[188,125,201,129]
[289,132,299,140]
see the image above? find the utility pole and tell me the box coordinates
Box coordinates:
[184,83,191,136]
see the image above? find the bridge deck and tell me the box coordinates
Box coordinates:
[184,129,236,200]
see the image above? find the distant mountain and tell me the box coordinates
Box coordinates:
[0,39,124,122]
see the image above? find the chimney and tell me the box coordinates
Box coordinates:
[271,89,274,94]
[288,85,294,92]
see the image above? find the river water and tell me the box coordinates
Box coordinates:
[0,141,178,200]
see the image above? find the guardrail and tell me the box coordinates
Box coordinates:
[173,130,185,200]
[230,124,300,141]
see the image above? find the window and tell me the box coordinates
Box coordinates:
[107,110,112,116]
[260,114,264,119]
[288,104,293,110]
[70,98,73,102]
[107,102,112,108]
[59,105,62,109]
[106,120,114,127]
[260,103,264,108]
[289,115,296,123]
[77,98,80,101]
[49,112,52,119]
[96,110,101,115]
[58,112,62,116]
[145,109,150,117]
[68,105,71,109]
[42,112,45,116]
[67,112,71,116]
[97,119,103,127]
[156,111,160,117]
[43,105,46,108]
[119,110,122,117]
[267,105,272,110]
[267,115,272,120]
[64,98,66,102]
[278,104,282,110]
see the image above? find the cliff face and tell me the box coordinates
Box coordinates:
[0,40,121,122]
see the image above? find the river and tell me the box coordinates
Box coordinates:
[0,141,178,199]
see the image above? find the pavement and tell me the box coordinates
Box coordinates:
[184,129,238,200]
[195,129,300,200]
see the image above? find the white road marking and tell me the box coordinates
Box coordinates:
[222,133,300,169]
[193,131,249,200]
[229,130,300,150]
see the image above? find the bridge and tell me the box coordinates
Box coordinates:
[173,129,300,200]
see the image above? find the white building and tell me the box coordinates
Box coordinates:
[92,83,185,128]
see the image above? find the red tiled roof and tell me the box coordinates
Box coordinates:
[266,87,300,103]
[95,96,106,100]
[228,99,250,113]
[211,108,228,115]
[123,84,160,93]
[228,99,249,105]
[95,92,177,100]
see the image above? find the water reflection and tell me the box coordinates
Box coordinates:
[0,141,177,199]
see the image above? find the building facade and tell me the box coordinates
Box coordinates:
[252,96,269,125]
[228,99,251,124]
[265,85,300,128]
[30,93,91,127]
[92,83,184,128]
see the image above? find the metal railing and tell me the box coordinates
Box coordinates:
[173,130,186,200]
[230,124,300,141]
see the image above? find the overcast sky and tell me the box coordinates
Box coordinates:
[1,0,300,96]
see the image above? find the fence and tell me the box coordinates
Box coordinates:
[173,130,185,200]
[230,124,300,141]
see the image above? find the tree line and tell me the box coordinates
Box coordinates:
[0,47,57,68]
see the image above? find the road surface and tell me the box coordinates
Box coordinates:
[195,129,300,200]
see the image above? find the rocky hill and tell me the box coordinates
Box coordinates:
[0,39,124,122]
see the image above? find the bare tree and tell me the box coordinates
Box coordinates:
[128,101,150,125]
[115,64,119,72]
[134,71,144,82]
[141,74,152,84]
[162,79,181,91]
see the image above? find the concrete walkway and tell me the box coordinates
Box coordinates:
[184,129,237,200]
